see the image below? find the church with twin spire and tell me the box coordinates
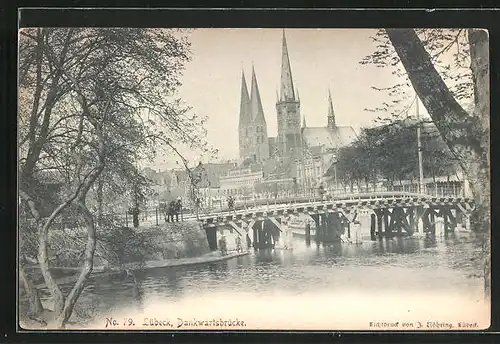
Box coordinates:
[238,30,357,168]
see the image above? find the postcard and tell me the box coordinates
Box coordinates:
[17,26,490,331]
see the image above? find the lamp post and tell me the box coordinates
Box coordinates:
[332,154,338,194]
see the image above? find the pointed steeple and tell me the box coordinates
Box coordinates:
[302,114,307,128]
[327,88,336,129]
[296,88,300,102]
[238,69,251,128]
[280,30,296,101]
[251,65,266,122]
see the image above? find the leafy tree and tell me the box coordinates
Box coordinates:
[360,29,473,117]
[333,119,460,191]
[18,28,210,328]
[363,28,489,293]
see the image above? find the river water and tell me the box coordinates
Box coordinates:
[54,223,489,331]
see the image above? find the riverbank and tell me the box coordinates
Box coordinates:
[137,250,249,270]
[32,250,249,289]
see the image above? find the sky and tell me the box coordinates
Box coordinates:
[148,28,432,171]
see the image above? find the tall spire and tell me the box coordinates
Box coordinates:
[302,114,307,128]
[327,88,336,129]
[251,65,266,122]
[280,30,296,101]
[238,69,251,128]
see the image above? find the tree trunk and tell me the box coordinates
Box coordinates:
[468,29,490,298]
[386,28,490,296]
[38,203,73,316]
[96,176,104,226]
[19,263,43,315]
[55,201,97,328]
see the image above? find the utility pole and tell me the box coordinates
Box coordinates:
[416,94,425,194]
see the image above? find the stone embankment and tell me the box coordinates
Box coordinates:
[26,220,248,288]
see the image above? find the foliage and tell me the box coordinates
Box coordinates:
[98,226,155,268]
[18,28,211,327]
[360,29,473,118]
[331,119,458,186]
[375,29,490,294]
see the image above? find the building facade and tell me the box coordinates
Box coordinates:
[219,167,264,195]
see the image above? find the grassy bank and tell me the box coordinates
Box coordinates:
[22,220,211,286]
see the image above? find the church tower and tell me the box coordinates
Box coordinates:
[250,65,270,162]
[276,30,301,160]
[327,89,337,129]
[238,67,270,163]
[238,70,252,160]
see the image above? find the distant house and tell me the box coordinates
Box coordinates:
[192,162,236,189]
[220,163,264,196]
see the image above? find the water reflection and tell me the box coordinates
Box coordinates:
[423,234,437,248]
[53,230,486,325]
[322,242,343,257]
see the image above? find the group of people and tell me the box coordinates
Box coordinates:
[163,198,183,222]
[218,235,243,256]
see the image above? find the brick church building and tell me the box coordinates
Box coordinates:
[234,30,358,194]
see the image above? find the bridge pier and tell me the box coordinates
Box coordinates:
[430,209,436,234]
[251,219,278,250]
[311,213,345,243]
[370,213,376,241]
[373,209,384,239]
[439,206,457,236]
[422,208,437,234]
[373,207,417,238]
[318,214,327,241]
[252,221,258,249]
[408,208,416,235]
[204,227,218,251]
[311,214,321,242]
[383,209,392,238]
[420,206,460,236]
[415,206,425,233]
[347,217,352,239]
[305,223,311,244]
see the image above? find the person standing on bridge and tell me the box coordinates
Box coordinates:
[318,184,326,200]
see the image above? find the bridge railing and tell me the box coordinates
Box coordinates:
[152,182,466,222]
[180,191,468,221]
